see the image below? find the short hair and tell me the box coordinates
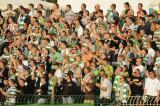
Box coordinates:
[61,41,67,46]
[8,16,15,23]
[143,48,148,54]
[21,6,26,12]
[124,2,129,7]
[19,5,24,10]
[9,79,16,84]
[66,4,71,9]
[7,4,13,9]
[55,3,59,8]
[100,69,108,78]
[148,70,155,75]
[29,3,34,8]
[49,70,56,76]
[111,4,116,9]
[82,3,86,8]
[84,10,89,16]
[20,78,26,83]
[139,17,145,22]
[38,4,43,9]
[52,46,58,51]
[148,14,153,17]
[37,10,42,15]
[138,3,143,7]
[98,9,103,14]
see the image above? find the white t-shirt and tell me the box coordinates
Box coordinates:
[147,48,155,57]
[100,78,112,99]
[76,26,83,38]
[133,65,145,76]
[54,69,62,79]
[144,78,160,96]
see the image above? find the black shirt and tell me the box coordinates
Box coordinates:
[61,80,77,96]
[110,34,121,49]
[17,85,27,94]
[40,83,48,95]
[0,67,9,87]
[130,76,143,96]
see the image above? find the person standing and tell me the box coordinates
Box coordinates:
[144,70,160,104]
[115,75,131,104]
[95,69,112,106]
[61,72,77,104]
[17,6,30,29]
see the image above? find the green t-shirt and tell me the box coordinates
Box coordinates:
[48,26,57,35]
[52,52,63,62]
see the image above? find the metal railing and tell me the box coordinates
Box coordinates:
[0,94,159,106]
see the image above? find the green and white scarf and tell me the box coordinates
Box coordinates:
[18,14,27,29]
[48,77,58,94]
[117,82,128,99]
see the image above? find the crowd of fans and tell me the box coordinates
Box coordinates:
[0,1,160,105]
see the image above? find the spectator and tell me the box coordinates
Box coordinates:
[17,79,27,94]
[137,3,147,18]
[95,69,112,106]
[48,70,58,104]
[65,4,74,21]
[121,2,134,18]
[144,70,160,104]
[36,76,48,104]
[129,69,143,96]
[50,3,61,21]
[154,50,160,79]
[3,4,16,20]
[122,17,135,31]
[81,74,94,104]
[0,79,19,106]
[137,17,151,35]
[7,16,17,32]
[36,10,45,26]
[36,4,46,17]
[17,6,30,29]
[79,3,87,16]
[28,3,35,17]
[0,60,9,87]
[106,4,119,24]
[81,10,89,28]
[115,75,131,104]
[133,58,145,77]
[61,72,76,104]
[90,4,100,20]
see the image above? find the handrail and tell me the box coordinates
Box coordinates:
[0,94,159,105]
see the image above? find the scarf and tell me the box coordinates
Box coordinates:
[18,14,26,29]
[117,82,128,99]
